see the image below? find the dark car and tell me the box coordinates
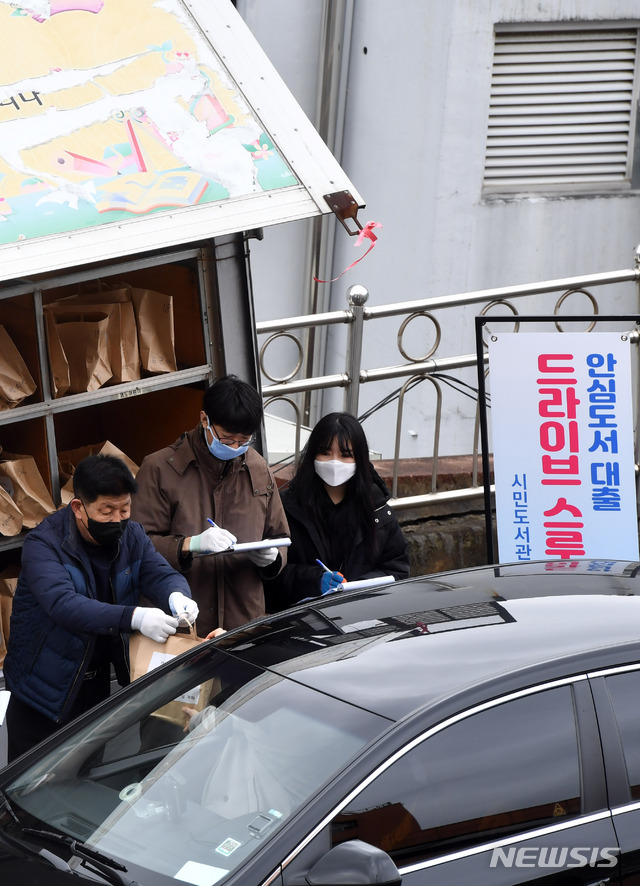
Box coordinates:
[2,559,640,886]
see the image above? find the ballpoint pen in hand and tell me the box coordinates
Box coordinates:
[316,559,346,595]
[207,518,237,549]
[189,518,237,554]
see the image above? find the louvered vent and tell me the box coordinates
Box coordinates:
[483,27,639,191]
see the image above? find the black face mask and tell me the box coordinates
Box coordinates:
[83,505,128,547]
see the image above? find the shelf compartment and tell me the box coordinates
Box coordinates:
[54,384,205,468]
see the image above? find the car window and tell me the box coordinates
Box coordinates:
[3,648,386,885]
[604,671,640,800]
[331,686,581,865]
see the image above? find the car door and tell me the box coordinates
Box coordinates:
[281,677,620,886]
[589,664,640,886]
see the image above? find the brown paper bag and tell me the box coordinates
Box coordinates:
[44,309,70,398]
[48,295,140,384]
[0,567,19,669]
[0,326,37,410]
[58,440,139,506]
[0,455,56,528]
[105,286,176,374]
[53,311,112,394]
[0,484,22,536]
[129,288,176,374]
[129,621,211,728]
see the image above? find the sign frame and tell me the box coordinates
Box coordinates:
[475,314,640,564]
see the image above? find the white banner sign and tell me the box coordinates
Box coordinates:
[489,332,639,562]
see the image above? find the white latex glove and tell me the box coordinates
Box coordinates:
[184,706,217,733]
[189,524,237,554]
[131,607,179,642]
[169,592,199,625]
[245,546,279,567]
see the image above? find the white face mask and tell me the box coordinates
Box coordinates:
[314,459,356,487]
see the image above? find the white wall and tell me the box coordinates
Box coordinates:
[238,0,640,458]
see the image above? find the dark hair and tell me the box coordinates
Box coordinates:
[202,374,263,435]
[291,412,377,553]
[73,454,138,503]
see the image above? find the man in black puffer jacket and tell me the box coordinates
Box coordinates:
[4,454,196,762]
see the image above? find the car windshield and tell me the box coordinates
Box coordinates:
[1,645,386,885]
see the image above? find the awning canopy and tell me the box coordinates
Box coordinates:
[0,0,364,282]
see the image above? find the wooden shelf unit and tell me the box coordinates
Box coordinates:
[0,242,224,560]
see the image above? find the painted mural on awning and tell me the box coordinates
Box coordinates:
[0,0,298,244]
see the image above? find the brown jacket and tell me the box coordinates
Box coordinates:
[131,425,289,633]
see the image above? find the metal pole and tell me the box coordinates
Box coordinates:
[302,0,355,427]
[633,244,640,526]
[475,316,495,564]
[344,284,368,415]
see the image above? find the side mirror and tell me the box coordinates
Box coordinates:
[305,840,402,886]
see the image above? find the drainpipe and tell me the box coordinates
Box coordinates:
[302,0,355,426]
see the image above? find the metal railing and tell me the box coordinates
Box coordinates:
[257,252,640,513]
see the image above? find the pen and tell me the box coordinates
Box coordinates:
[207,518,216,528]
[316,558,332,573]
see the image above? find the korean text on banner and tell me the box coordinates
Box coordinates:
[489,332,639,563]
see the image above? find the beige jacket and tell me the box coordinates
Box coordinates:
[131,425,288,633]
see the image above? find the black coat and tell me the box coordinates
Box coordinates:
[4,507,191,722]
[266,471,410,611]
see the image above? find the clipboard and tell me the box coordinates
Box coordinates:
[0,690,10,726]
[197,537,291,556]
[297,574,395,603]
[338,575,395,591]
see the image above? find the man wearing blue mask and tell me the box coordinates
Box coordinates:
[131,375,289,635]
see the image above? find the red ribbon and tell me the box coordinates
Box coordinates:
[314,221,382,283]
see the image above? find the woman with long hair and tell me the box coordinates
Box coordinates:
[266,412,409,610]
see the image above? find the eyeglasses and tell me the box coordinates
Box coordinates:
[210,422,255,448]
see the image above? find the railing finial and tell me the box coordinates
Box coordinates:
[347,284,369,307]
[634,243,640,269]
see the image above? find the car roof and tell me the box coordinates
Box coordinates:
[219,559,640,721]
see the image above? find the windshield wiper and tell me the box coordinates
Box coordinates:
[0,822,73,873]
[22,828,141,886]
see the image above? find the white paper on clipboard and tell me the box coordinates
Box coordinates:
[338,575,395,591]
[232,537,291,552]
[197,537,291,556]
[0,690,10,726]
[297,574,395,604]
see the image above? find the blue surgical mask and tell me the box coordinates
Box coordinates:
[206,422,249,461]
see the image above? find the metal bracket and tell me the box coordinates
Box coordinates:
[323,190,363,236]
